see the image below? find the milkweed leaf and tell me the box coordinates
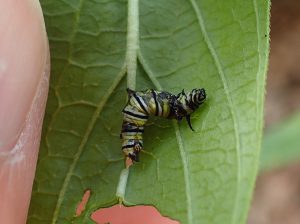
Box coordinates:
[28,1,270,224]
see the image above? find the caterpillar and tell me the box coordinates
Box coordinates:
[120,88,206,163]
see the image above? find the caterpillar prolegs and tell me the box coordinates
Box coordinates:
[120,88,206,163]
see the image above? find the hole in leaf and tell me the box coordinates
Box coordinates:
[91,205,179,224]
[76,189,91,216]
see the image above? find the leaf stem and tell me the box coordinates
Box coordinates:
[116,168,130,203]
[116,0,140,203]
[126,0,139,90]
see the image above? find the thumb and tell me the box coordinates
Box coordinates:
[0,0,49,223]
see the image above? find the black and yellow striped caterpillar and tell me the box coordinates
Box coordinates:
[120,88,206,163]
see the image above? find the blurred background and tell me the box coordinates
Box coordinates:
[247,0,300,223]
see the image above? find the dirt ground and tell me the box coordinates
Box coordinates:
[247,0,300,223]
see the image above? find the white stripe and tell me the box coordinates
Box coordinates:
[136,95,149,113]
[157,100,162,116]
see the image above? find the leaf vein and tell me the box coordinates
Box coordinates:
[51,64,126,223]
[188,1,242,223]
[138,51,193,224]
[173,121,193,224]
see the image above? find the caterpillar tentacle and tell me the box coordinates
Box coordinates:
[121,88,206,163]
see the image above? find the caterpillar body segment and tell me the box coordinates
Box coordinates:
[121,88,206,163]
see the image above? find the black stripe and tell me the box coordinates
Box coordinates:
[193,93,197,103]
[133,93,149,114]
[197,94,201,102]
[186,99,198,111]
[151,89,159,116]
[122,128,144,133]
[123,110,149,119]
[122,144,135,149]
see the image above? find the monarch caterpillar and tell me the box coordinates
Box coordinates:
[120,88,206,163]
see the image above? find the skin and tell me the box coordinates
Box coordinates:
[0,0,49,223]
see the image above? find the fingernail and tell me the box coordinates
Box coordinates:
[0,0,48,152]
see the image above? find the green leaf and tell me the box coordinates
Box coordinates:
[260,113,300,171]
[28,0,270,224]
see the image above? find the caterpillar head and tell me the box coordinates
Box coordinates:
[192,88,206,105]
[184,88,206,109]
[176,88,206,131]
